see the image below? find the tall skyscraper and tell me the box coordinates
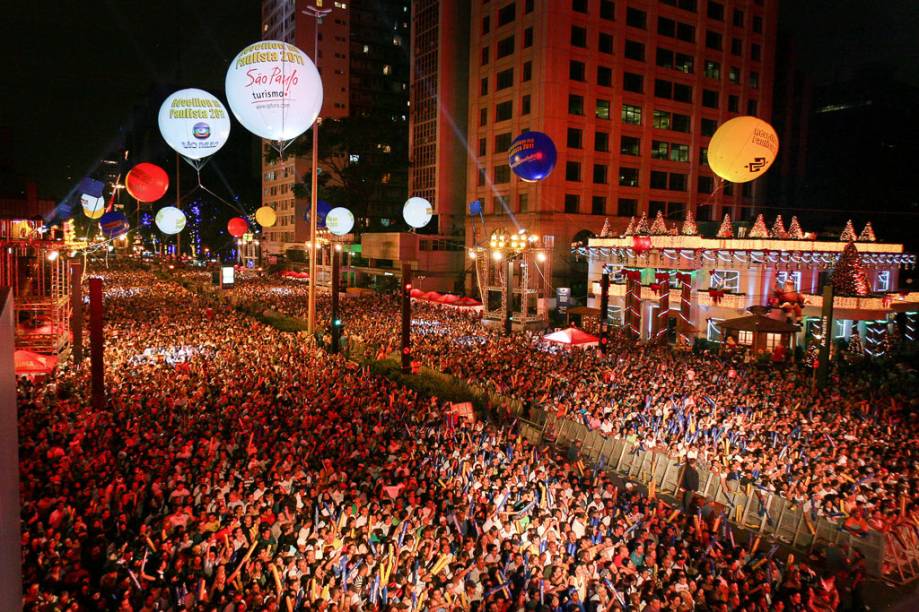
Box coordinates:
[260,0,409,256]
[408,0,777,286]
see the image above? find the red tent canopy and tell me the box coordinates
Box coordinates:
[543,327,600,347]
[437,293,461,304]
[421,291,443,301]
[14,350,58,376]
[455,296,482,307]
[409,288,425,298]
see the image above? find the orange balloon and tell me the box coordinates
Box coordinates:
[707,116,779,183]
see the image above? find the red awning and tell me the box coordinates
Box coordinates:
[437,294,461,304]
[420,291,443,301]
[455,296,482,307]
[14,350,58,376]
[409,288,425,298]
[543,327,600,346]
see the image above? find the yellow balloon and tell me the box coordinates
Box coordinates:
[707,116,779,183]
[255,206,277,228]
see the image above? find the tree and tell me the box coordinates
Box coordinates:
[771,215,787,239]
[716,213,733,238]
[748,213,769,238]
[650,210,668,235]
[787,216,804,239]
[635,211,650,234]
[623,216,635,236]
[831,242,870,296]
[681,208,698,236]
[858,222,877,242]
[599,218,611,237]
[839,219,857,242]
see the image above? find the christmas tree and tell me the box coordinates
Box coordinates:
[748,213,769,238]
[623,216,636,236]
[831,242,870,296]
[858,221,876,242]
[771,215,787,239]
[681,208,699,236]
[847,330,864,358]
[716,213,733,238]
[840,219,857,242]
[787,216,804,239]
[635,211,650,234]
[599,218,611,238]
[650,210,668,235]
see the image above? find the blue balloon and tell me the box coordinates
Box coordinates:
[469,199,482,216]
[508,131,557,182]
[99,211,130,238]
[304,199,333,228]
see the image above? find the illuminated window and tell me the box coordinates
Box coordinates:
[737,330,753,345]
[710,270,740,292]
[383,65,392,75]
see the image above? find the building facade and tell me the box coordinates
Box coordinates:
[462,0,777,287]
[260,0,410,256]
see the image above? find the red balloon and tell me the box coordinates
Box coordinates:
[125,163,169,203]
[227,217,249,238]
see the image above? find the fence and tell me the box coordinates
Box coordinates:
[518,407,917,582]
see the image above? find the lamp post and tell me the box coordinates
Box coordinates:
[303,5,331,334]
[330,243,342,353]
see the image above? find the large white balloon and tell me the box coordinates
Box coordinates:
[225,40,323,143]
[326,207,354,236]
[154,206,187,235]
[403,197,433,229]
[158,88,231,161]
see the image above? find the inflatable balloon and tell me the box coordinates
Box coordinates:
[227,217,249,238]
[469,199,483,216]
[304,199,333,228]
[125,163,169,203]
[158,88,231,162]
[99,211,129,238]
[326,207,354,236]
[225,40,323,144]
[81,194,105,220]
[154,206,187,235]
[707,116,779,183]
[509,131,557,182]
[403,197,433,229]
[255,206,277,228]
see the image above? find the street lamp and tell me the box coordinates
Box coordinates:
[303,4,332,334]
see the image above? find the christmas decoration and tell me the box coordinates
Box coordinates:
[623,216,635,236]
[839,219,857,242]
[846,330,863,358]
[716,213,734,238]
[668,224,678,235]
[787,216,804,239]
[681,208,698,236]
[831,242,870,296]
[858,222,876,242]
[635,211,650,234]
[769,280,806,323]
[650,210,668,235]
[748,213,769,238]
[599,218,611,238]
[771,215,787,239]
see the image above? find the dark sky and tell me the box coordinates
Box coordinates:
[1,1,259,199]
[2,0,918,200]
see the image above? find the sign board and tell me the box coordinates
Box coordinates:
[221,266,235,288]
[556,287,571,313]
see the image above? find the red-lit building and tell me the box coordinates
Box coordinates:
[450,0,777,287]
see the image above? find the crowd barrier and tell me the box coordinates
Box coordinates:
[519,407,919,583]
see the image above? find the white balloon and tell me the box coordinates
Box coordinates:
[326,207,354,236]
[403,196,433,229]
[158,88,231,160]
[154,206,187,235]
[225,40,323,143]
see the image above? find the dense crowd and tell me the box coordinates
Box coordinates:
[15,267,911,609]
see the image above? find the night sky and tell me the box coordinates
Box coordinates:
[2,0,918,202]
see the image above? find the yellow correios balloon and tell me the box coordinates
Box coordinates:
[707,116,779,184]
[255,206,277,228]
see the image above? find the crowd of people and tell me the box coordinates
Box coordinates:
[15,267,912,609]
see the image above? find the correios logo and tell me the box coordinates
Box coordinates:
[192,122,211,139]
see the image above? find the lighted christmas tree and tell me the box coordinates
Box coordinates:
[650,210,668,235]
[840,219,857,242]
[716,213,734,238]
[787,216,804,239]
[748,213,769,238]
[847,330,864,358]
[635,211,650,234]
[599,218,611,238]
[858,221,876,242]
[623,216,636,236]
[831,242,870,296]
[681,207,699,236]
[771,215,787,239]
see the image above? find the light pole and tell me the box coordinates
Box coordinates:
[303,4,331,334]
